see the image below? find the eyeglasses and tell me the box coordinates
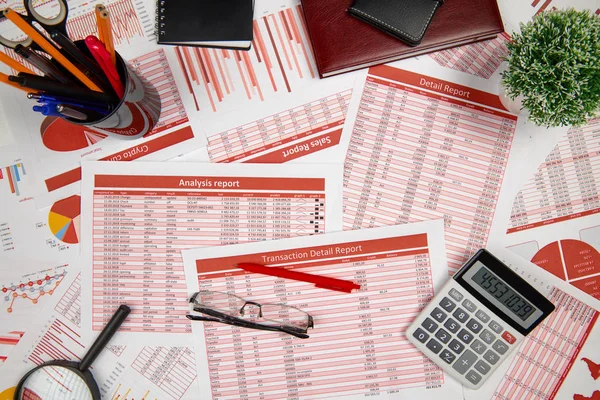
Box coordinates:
[187,291,314,339]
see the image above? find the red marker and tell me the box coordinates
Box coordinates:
[237,263,361,293]
[84,35,124,98]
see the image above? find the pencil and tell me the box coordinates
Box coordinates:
[0,71,29,92]
[95,5,106,44]
[3,8,103,92]
[0,51,36,75]
[100,11,116,66]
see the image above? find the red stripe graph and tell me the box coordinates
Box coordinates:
[27,318,84,366]
[175,5,316,112]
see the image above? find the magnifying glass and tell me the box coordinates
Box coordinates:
[13,304,130,400]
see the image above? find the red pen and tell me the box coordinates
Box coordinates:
[237,263,361,293]
[84,35,124,98]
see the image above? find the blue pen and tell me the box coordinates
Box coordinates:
[42,99,110,116]
[33,104,63,117]
[27,93,112,114]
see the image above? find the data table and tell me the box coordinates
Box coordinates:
[343,65,516,273]
[91,175,328,334]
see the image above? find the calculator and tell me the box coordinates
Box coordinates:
[407,249,555,389]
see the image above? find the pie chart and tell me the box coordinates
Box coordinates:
[48,195,81,244]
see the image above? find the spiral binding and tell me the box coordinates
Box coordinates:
[155,0,166,38]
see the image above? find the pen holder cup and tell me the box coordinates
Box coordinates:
[61,43,161,140]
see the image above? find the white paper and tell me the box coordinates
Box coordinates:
[0,271,202,400]
[0,145,81,364]
[173,0,357,164]
[503,119,600,300]
[181,219,464,400]
[339,58,530,275]
[0,0,206,207]
[465,246,600,400]
[80,160,344,344]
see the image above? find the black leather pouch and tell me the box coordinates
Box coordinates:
[348,0,444,46]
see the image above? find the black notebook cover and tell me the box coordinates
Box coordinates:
[348,0,444,46]
[157,0,254,50]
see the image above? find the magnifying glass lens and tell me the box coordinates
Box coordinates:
[18,366,93,400]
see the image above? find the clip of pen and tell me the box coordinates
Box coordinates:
[84,35,124,98]
[236,263,361,293]
[33,103,89,121]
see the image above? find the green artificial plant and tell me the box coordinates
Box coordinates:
[501,9,600,127]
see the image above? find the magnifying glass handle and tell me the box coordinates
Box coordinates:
[80,304,130,372]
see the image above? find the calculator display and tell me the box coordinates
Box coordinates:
[470,266,536,321]
[461,261,545,329]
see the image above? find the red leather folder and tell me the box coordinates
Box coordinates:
[300,0,504,78]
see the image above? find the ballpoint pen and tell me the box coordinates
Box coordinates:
[236,263,361,293]
[9,73,117,103]
[0,71,29,92]
[85,35,124,98]
[15,45,73,84]
[3,8,102,92]
[0,50,36,75]
[27,93,113,114]
[56,104,89,120]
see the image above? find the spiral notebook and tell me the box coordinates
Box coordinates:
[157,0,254,50]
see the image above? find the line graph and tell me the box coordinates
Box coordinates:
[1,269,67,313]
[0,162,26,197]
[175,4,317,113]
[111,385,154,400]
[66,0,145,44]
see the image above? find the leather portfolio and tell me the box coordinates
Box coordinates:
[348,0,444,46]
[300,0,504,78]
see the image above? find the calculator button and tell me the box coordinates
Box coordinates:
[439,297,456,312]
[466,318,483,333]
[466,370,482,385]
[489,320,503,333]
[448,288,463,301]
[492,340,509,355]
[413,328,429,343]
[426,338,443,354]
[444,318,460,333]
[457,329,474,344]
[448,339,465,354]
[470,339,487,355]
[421,318,438,333]
[501,331,516,344]
[480,329,496,345]
[462,299,477,313]
[439,349,456,364]
[483,350,500,365]
[474,360,491,375]
[435,328,451,344]
[452,308,469,323]
[452,349,477,374]
[430,307,447,323]
[475,310,490,323]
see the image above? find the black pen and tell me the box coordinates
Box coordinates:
[9,73,118,104]
[14,45,74,84]
[50,31,113,91]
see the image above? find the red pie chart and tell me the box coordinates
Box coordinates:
[531,240,600,300]
[41,117,107,152]
[48,195,81,244]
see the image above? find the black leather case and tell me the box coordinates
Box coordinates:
[348,0,444,46]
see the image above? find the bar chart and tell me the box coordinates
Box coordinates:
[175,3,318,113]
